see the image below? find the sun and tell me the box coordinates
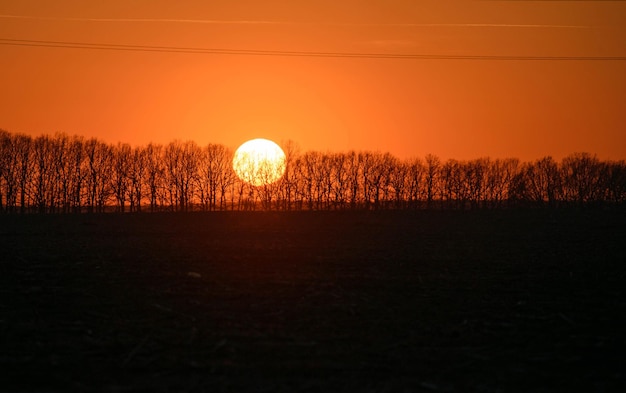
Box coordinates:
[232,138,286,186]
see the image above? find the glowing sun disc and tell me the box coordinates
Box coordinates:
[232,138,286,186]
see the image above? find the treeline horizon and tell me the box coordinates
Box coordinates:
[1,129,625,213]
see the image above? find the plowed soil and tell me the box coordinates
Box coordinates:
[1,209,625,392]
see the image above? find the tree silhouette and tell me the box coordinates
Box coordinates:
[277,140,300,211]
[606,160,626,204]
[0,129,624,213]
[111,143,131,212]
[197,143,233,211]
[424,154,441,209]
[127,146,146,212]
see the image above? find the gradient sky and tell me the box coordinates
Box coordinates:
[1,0,625,161]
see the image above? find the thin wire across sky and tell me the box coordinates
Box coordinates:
[0,14,600,28]
[1,38,625,61]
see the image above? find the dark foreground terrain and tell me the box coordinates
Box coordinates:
[1,209,625,392]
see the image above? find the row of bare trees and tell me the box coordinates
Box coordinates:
[1,130,625,213]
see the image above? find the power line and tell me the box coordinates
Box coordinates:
[1,38,625,61]
[0,15,596,29]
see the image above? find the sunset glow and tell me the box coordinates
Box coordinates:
[0,2,625,161]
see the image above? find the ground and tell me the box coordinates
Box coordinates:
[1,209,625,392]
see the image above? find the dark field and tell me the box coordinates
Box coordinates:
[1,210,625,392]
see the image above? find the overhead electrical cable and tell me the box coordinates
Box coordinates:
[1,38,625,61]
[0,15,595,29]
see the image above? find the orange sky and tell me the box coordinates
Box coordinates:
[1,0,625,161]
